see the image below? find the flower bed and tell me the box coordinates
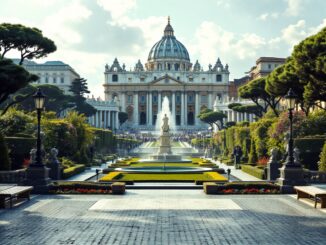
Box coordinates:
[48,181,125,194]
[204,181,280,194]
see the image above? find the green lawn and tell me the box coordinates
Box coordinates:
[100,172,227,182]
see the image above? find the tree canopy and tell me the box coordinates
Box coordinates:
[0,23,56,64]
[197,109,226,130]
[292,27,326,106]
[0,59,38,111]
[1,84,75,114]
[266,27,326,113]
[239,77,280,116]
[228,102,263,118]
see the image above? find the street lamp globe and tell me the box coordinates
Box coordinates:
[284,88,297,110]
[33,88,46,109]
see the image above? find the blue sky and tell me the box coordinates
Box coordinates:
[1,0,325,98]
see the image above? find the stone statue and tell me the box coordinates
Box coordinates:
[49,148,59,162]
[30,148,37,164]
[162,114,169,133]
[294,147,300,164]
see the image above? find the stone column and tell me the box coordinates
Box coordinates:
[195,92,199,125]
[99,110,102,128]
[115,111,119,130]
[181,92,185,126]
[149,92,152,126]
[208,92,212,109]
[104,111,107,128]
[133,92,138,126]
[172,92,176,122]
[108,110,111,128]
[184,92,188,125]
[121,92,126,112]
[158,92,162,113]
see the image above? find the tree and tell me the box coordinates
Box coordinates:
[292,27,326,108]
[239,77,280,116]
[0,23,56,64]
[198,109,226,130]
[118,112,128,127]
[0,59,38,113]
[69,78,96,117]
[70,78,90,97]
[1,84,75,114]
[228,102,263,118]
[265,58,310,115]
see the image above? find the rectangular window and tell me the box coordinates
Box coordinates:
[201,95,207,103]
[112,74,118,82]
[45,77,49,83]
[128,95,133,103]
[61,77,64,83]
[189,77,193,82]
[268,64,271,69]
[53,77,57,83]
[216,74,222,82]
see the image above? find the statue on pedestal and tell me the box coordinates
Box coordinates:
[162,114,169,133]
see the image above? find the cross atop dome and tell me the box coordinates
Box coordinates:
[164,16,174,36]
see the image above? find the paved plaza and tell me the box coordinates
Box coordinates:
[0,190,325,245]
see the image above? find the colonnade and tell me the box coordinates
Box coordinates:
[89,110,119,130]
[119,91,217,127]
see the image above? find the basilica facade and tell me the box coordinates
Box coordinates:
[103,18,230,130]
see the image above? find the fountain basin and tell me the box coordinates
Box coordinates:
[114,167,213,173]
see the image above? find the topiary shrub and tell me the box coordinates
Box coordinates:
[318,141,326,172]
[0,132,11,170]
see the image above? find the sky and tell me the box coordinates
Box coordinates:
[1,0,325,99]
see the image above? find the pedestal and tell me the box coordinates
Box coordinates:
[277,165,305,194]
[25,165,51,194]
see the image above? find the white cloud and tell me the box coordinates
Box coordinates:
[309,18,326,35]
[42,1,92,47]
[281,20,307,46]
[258,12,279,21]
[96,0,136,19]
[216,0,231,8]
[188,21,266,71]
[285,0,303,16]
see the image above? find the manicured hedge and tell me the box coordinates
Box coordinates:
[5,136,35,169]
[62,164,86,179]
[241,165,266,179]
[294,136,326,170]
[0,133,11,170]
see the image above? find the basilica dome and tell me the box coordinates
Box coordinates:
[147,18,190,62]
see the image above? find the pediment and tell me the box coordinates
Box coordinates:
[149,75,185,85]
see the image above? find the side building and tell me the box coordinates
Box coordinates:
[13,59,80,95]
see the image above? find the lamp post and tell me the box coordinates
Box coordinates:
[26,88,51,193]
[277,88,305,193]
[33,88,46,166]
[284,88,296,167]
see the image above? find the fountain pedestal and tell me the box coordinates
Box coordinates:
[158,130,172,155]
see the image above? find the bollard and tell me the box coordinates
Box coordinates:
[227,168,231,182]
[96,169,100,181]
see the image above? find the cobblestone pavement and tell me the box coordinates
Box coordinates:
[0,190,325,245]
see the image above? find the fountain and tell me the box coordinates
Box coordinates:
[103,96,226,178]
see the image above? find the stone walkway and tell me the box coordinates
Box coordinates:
[211,159,262,181]
[0,190,325,245]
